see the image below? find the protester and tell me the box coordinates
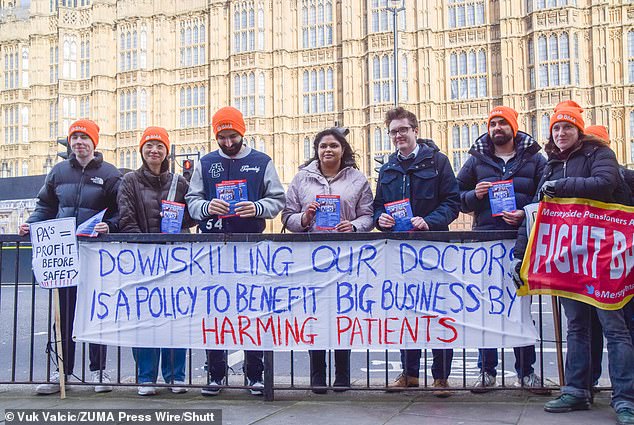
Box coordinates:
[457,106,549,394]
[582,124,634,392]
[19,119,120,395]
[185,106,285,396]
[117,126,194,396]
[373,107,460,397]
[585,125,634,205]
[512,102,634,424]
[281,128,373,394]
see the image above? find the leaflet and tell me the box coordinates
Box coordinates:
[76,208,107,237]
[315,194,341,230]
[385,198,413,232]
[161,201,186,234]
[488,180,517,216]
[215,179,249,218]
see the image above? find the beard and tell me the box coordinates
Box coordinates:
[219,138,243,157]
[491,132,513,146]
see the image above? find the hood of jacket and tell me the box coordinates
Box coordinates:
[299,159,357,184]
[469,131,541,161]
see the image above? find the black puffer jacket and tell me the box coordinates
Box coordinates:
[27,152,121,232]
[118,161,193,233]
[457,131,546,230]
[514,139,622,259]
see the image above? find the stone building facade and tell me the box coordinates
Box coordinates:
[1,0,633,230]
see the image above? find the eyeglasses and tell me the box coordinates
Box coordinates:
[388,126,413,137]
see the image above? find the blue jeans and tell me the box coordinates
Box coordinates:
[560,298,634,412]
[400,349,453,380]
[133,348,186,384]
[477,345,536,378]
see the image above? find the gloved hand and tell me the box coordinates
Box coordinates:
[540,180,556,199]
[511,258,523,289]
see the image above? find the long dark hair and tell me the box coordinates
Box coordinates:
[303,128,358,170]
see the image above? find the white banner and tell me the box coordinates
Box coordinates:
[30,217,79,289]
[73,239,538,350]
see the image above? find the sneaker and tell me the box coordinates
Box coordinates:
[248,379,264,396]
[517,373,551,395]
[137,385,158,396]
[36,372,64,395]
[471,372,496,393]
[543,394,591,413]
[431,379,452,398]
[617,408,634,425]
[169,381,188,394]
[386,373,419,392]
[201,380,223,396]
[91,370,113,393]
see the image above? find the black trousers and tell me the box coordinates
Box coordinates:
[206,349,264,382]
[57,286,107,375]
[309,349,350,386]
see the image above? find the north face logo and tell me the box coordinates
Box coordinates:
[90,177,104,185]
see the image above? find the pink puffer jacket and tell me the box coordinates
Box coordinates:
[281,160,374,233]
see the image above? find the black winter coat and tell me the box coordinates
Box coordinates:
[118,162,194,233]
[27,152,121,232]
[373,139,460,230]
[457,131,547,230]
[514,140,622,259]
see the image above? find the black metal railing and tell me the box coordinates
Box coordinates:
[0,232,591,401]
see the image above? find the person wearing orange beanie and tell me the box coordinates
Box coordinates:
[513,102,634,422]
[118,126,193,396]
[212,106,246,138]
[68,119,100,148]
[19,119,121,395]
[139,126,171,154]
[487,106,519,137]
[458,105,548,394]
[185,108,285,396]
[549,106,585,136]
[584,125,609,144]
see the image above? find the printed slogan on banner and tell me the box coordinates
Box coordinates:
[74,239,537,350]
[519,197,634,310]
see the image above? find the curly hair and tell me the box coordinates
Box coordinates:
[303,128,358,170]
[384,107,418,129]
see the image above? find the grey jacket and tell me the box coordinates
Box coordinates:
[281,160,374,232]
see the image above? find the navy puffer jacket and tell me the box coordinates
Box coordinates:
[27,152,121,232]
[514,139,622,259]
[457,131,546,230]
[373,139,460,231]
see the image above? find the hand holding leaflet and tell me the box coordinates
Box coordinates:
[315,195,341,230]
[385,198,414,231]
[76,209,107,237]
[215,180,249,218]
[488,180,517,216]
[161,201,186,233]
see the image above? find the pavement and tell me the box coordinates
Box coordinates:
[0,384,619,425]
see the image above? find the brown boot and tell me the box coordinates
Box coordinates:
[432,379,452,398]
[387,373,419,392]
